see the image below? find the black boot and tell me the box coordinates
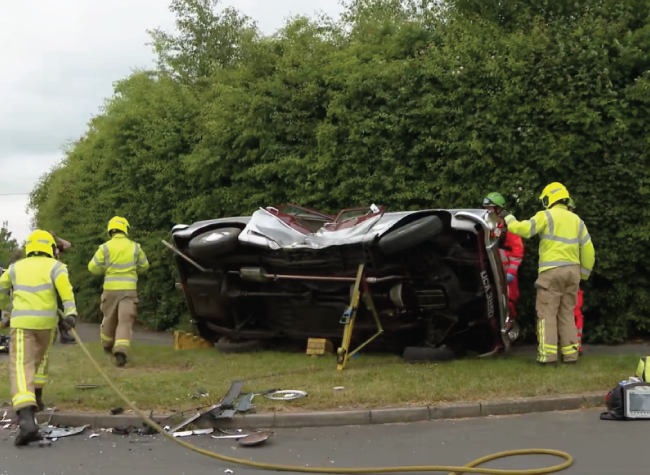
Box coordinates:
[103,346,113,354]
[35,389,45,412]
[14,406,40,447]
[115,352,127,368]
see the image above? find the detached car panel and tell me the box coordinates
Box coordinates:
[170,204,516,357]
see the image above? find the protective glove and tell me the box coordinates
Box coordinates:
[507,273,515,284]
[0,316,9,329]
[498,209,512,219]
[62,315,77,330]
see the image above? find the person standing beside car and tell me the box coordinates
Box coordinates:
[481,192,524,321]
[88,217,149,368]
[566,197,585,355]
[498,182,595,365]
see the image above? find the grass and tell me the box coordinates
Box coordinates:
[0,343,636,413]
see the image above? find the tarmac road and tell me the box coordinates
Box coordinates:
[0,409,642,474]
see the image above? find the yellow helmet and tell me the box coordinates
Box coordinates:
[108,216,130,236]
[539,182,570,209]
[25,230,56,258]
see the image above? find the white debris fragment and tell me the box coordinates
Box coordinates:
[89,433,100,439]
[333,387,344,391]
[224,470,233,474]
[173,428,214,438]
[3,424,11,430]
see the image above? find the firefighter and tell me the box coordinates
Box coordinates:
[482,192,524,320]
[499,183,595,365]
[88,217,149,367]
[0,230,77,446]
[567,197,584,355]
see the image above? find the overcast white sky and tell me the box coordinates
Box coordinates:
[0,0,344,244]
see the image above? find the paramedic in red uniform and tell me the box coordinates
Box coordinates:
[567,198,584,354]
[482,193,524,319]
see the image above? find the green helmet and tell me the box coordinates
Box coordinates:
[482,192,506,208]
[567,197,576,209]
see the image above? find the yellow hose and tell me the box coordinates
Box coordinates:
[69,327,573,475]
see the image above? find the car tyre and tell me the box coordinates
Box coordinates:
[402,345,462,362]
[215,337,263,354]
[188,227,241,261]
[377,216,444,256]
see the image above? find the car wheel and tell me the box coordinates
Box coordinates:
[402,345,462,362]
[377,216,444,256]
[187,227,241,261]
[215,337,262,354]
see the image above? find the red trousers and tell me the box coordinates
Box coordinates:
[507,276,520,318]
[575,288,584,351]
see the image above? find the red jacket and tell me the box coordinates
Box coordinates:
[500,230,524,277]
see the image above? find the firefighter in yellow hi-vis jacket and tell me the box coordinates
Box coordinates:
[0,230,77,446]
[499,183,595,365]
[88,217,149,368]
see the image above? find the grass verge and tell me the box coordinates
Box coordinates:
[0,343,634,413]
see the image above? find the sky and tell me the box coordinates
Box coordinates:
[0,0,344,244]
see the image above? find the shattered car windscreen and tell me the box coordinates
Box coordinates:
[239,207,387,250]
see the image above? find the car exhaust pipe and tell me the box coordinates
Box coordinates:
[234,268,408,284]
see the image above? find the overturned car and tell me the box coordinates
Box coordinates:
[169,204,518,360]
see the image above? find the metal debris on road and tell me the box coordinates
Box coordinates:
[238,431,270,447]
[75,384,101,390]
[264,390,307,401]
[209,380,244,420]
[212,431,261,440]
[224,469,234,473]
[172,428,214,438]
[89,433,100,439]
[40,425,88,439]
[38,439,52,447]
[236,393,256,413]
[168,411,204,434]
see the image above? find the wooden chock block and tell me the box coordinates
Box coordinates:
[306,338,334,356]
[173,331,213,350]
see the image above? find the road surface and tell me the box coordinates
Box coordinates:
[0,409,642,474]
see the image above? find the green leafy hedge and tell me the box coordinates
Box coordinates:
[28,0,650,342]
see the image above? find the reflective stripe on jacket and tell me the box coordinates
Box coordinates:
[504,204,595,279]
[500,231,524,276]
[88,234,149,290]
[0,256,77,330]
